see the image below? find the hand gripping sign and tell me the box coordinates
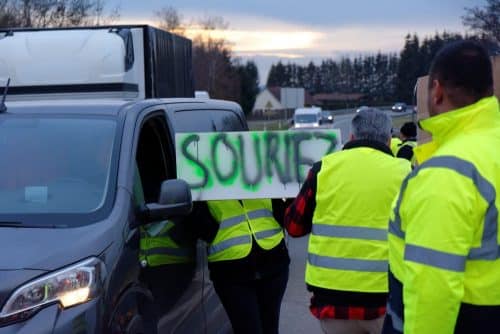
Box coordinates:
[176,129,341,200]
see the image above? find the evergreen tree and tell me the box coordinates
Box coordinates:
[266,61,287,87]
[395,34,421,103]
[236,61,260,115]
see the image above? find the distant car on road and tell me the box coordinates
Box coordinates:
[392,102,407,112]
[293,107,322,129]
[321,110,334,123]
[356,105,370,113]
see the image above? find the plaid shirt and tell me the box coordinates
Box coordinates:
[284,140,391,320]
[310,304,387,320]
[284,162,319,237]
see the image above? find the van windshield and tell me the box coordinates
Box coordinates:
[0,116,117,225]
[295,114,319,124]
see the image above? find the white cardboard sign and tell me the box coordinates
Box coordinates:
[175,129,341,200]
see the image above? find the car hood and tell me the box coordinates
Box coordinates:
[0,224,112,271]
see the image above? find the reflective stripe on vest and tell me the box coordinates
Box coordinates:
[219,209,274,230]
[400,141,417,149]
[309,253,387,272]
[143,247,193,258]
[255,227,282,240]
[312,224,387,241]
[389,155,499,263]
[207,200,283,262]
[387,302,404,332]
[208,235,252,256]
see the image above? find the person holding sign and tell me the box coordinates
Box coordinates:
[193,198,290,334]
[284,109,411,334]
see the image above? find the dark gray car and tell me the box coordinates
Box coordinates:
[0,98,240,333]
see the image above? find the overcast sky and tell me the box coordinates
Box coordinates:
[113,0,484,82]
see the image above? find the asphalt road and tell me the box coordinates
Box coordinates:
[332,109,416,144]
[279,235,322,334]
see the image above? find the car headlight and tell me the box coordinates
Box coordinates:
[0,258,105,323]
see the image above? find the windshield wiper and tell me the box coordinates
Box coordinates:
[0,221,64,228]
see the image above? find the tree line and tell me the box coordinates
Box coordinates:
[268,54,400,103]
[267,1,499,105]
[267,31,499,105]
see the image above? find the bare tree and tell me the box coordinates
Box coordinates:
[154,8,240,101]
[0,0,19,27]
[463,0,500,44]
[191,15,239,101]
[197,14,228,31]
[0,0,120,28]
[154,6,184,35]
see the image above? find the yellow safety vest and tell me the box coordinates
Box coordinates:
[135,167,194,267]
[388,96,500,333]
[306,146,410,292]
[207,199,284,262]
[390,137,402,156]
[397,140,417,165]
[139,220,195,267]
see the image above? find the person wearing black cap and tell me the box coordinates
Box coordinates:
[396,122,417,164]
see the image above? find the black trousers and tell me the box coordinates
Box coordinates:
[213,268,289,334]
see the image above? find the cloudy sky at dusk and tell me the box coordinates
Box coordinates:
[112,0,484,82]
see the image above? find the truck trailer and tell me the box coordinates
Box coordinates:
[0,25,194,100]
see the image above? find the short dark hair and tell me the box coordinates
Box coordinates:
[429,40,493,106]
[400,122,417,138]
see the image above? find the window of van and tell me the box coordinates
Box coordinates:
[294,114,320,124]
[169,109,247,132]
[0,115,117,226]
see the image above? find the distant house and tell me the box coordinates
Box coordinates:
[312,92,365,110]
[252,87,313,116]
[252,88,284,114]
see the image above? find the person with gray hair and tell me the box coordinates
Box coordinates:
[284,109,411,334]
[351,108,393,144]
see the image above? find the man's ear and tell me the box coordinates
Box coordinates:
[432,79,444,106]
[349,133,355,141]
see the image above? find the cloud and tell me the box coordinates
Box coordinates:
[237,52,305,59]
[184,28,324,53]
[116,7,466,83]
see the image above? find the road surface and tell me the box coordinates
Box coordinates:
[332,109,416,144]
[279,235,322,333]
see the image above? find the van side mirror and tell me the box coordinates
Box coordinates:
[141,179,193,222]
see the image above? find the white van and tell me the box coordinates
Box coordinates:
[293,107,322,129]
